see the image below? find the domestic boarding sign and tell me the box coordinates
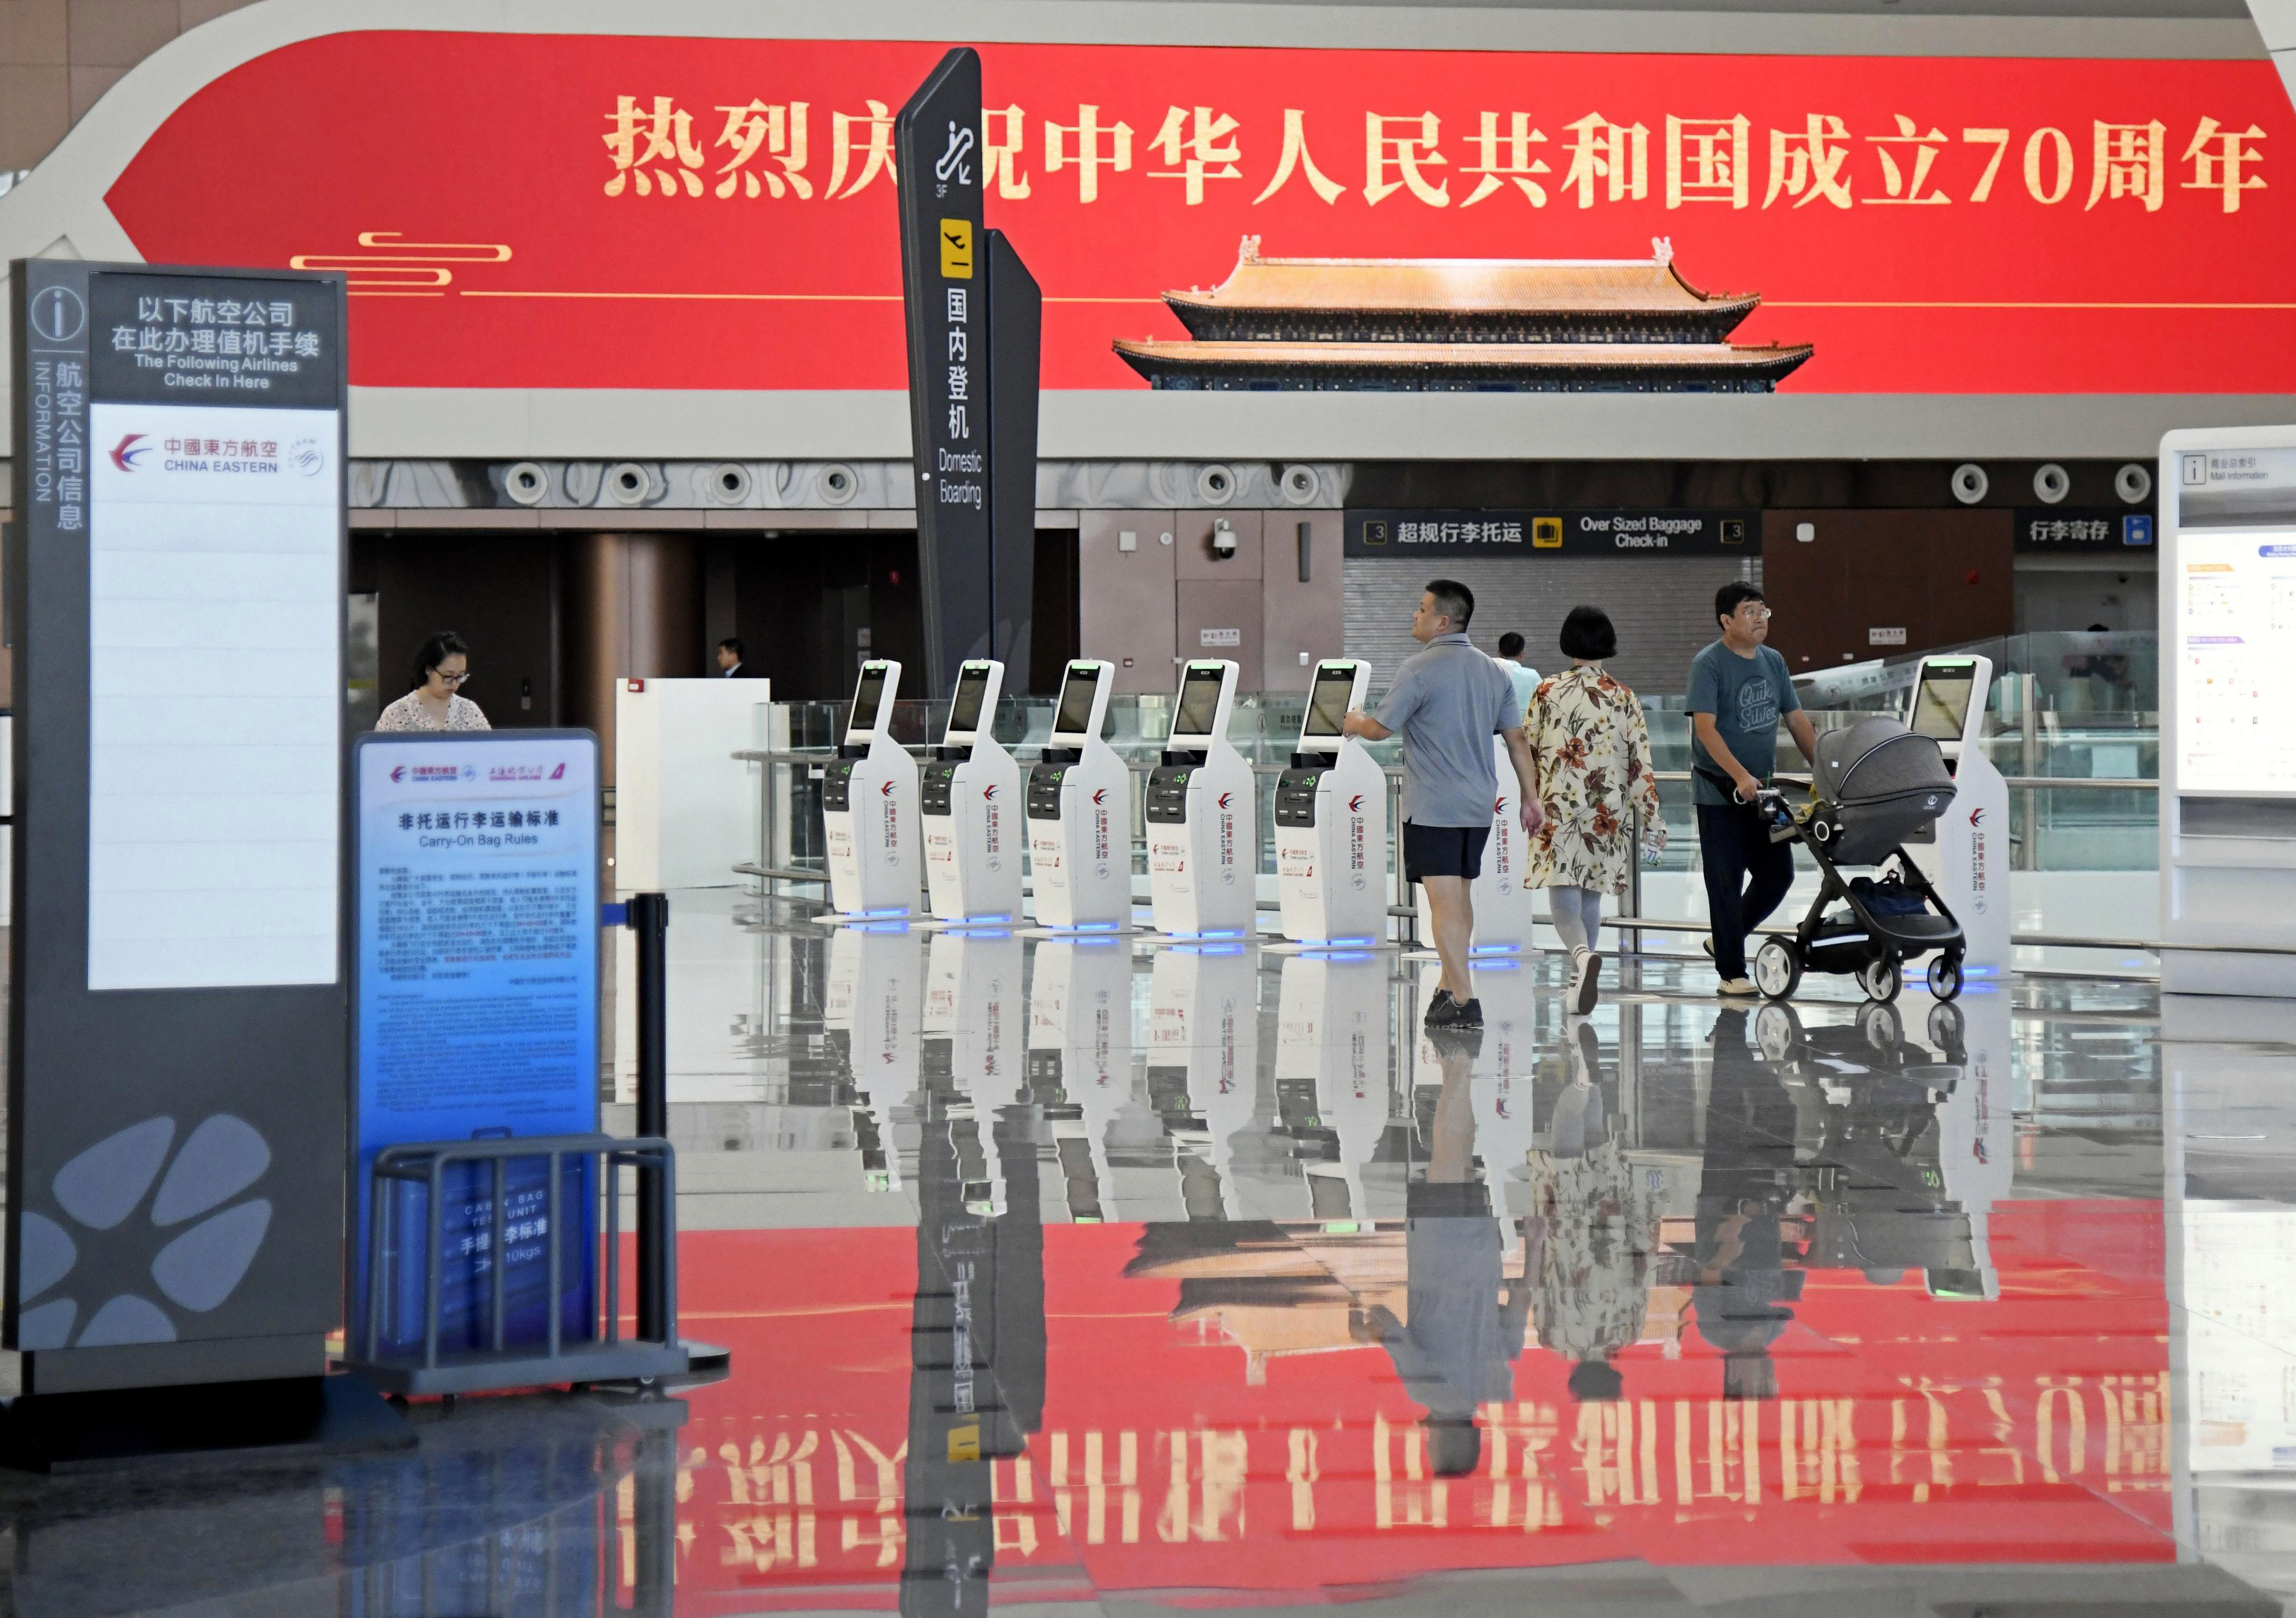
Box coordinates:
[350,730,601,1356]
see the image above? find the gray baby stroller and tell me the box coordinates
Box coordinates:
[1749,716,1966,1006]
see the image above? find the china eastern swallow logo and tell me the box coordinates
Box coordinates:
[1217,792,1234,809]
[881,781,896,797]
[1494,797,1507,815]
[1969,807,1986,826]
[391,766,406,782]
[1348,793,1366,812]
[982,785,999,800]
[109,433,151,472]
[1092,788,1109,806]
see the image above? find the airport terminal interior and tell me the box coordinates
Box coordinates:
[8,0,2296,1612]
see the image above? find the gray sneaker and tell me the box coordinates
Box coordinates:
[1716,976,1759,997]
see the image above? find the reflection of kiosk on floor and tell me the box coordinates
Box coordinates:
[1277,951,1391,1222]
[922,928,1024,1215]
[823,922,921,1192]
[922,659,1021,924]
[1027,937,1134,1220]
[1276,660,1389,945]
[1147,942,1260,1216]
[1147,660,1257,940]
[1902,654,2011,977]
[823,659,920,918]
[1414,737,1537,954]
[1412,958,1539,1226]
[1027,660,1132,930]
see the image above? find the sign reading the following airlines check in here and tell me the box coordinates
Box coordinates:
[87,397,341,990]
[351,731,600,1355]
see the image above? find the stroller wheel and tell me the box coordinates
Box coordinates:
[1753,938,1803,1001]
[1927,999,1966,1051]
[1926,953,1964,1002]
[1857,954,1903,1005]
[1754,1001,1804,1062]
[1857,999,1904,1052]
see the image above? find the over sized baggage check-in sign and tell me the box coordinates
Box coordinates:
[95,34,2296,396]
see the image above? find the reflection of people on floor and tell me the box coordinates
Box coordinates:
[1362,1028,1531,1475]
[1529,1021,1657,1403]
[1687,1008,1800,1401]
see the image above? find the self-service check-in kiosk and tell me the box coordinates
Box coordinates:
[1903,654,2011,977]
[1146,660,1257,940]
[823,659,921,918]
[1412,736,1539,955]
[1027,660,1132,930]
[1276,660,1389,945]
[922,659,1022,925]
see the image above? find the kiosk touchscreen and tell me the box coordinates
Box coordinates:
[1902,653,2010,977]
[823,659,921,917]
[1026,660,1132,929]
[1146,660,1257,939]
[922,659,1022,924]
[1275,660,1389,944]
[1412,734,1539,954]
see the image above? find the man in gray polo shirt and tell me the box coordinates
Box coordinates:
[1344,580,1540,1029]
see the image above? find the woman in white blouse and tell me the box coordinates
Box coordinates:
[375,631,491,731]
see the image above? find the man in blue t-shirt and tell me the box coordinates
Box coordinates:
[1687,582,1818,994]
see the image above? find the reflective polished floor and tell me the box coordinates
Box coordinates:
[13,887,2296,1617]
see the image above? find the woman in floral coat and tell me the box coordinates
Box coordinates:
[1523,606,1664,1013]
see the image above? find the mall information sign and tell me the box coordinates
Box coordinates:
[897,47,1041,697]
[1346,509,1757,558]
[7,261,347,1396]
[2157,429,2296,1002]
[350,731,601,1358]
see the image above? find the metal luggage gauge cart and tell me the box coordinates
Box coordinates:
[351,1134,689,1397]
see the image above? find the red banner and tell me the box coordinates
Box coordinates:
[103,32,2296,394]
[653,1200,2171,1609]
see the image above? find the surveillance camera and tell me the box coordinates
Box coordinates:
[1210,519,1238,558]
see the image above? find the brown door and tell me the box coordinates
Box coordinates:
[1761,509,2012,671]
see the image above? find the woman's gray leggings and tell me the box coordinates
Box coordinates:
[1547,885,1605,954]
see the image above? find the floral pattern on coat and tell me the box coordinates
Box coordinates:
[1524,664,1661,896]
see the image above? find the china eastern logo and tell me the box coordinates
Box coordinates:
[982,785,999,800]
[1348,793,1366,813]
[109,433,152,472]
[1092,788,1110,806]
[391,763,472,784]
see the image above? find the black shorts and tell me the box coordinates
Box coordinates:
[1403,822,1491,883]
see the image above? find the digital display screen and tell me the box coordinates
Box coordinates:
[1053,665,1102,736]
[1171,667,1226,738]
[1909,667,1975,742]
[948,666,991,736]
[1302,665,1356,738]
[848,667,887,737]
[2177,527,2296,796]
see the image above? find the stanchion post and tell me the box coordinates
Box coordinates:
[625,892,671,1345]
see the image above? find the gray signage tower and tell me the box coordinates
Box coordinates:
[7,260,387,1463]
[897,48,1042,698]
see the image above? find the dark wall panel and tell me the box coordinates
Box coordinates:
[1761,509,2012,675]
[374,535,559,726]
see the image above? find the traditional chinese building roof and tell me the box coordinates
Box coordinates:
[1112,337,1815,393]
[1163,235,1764,344]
